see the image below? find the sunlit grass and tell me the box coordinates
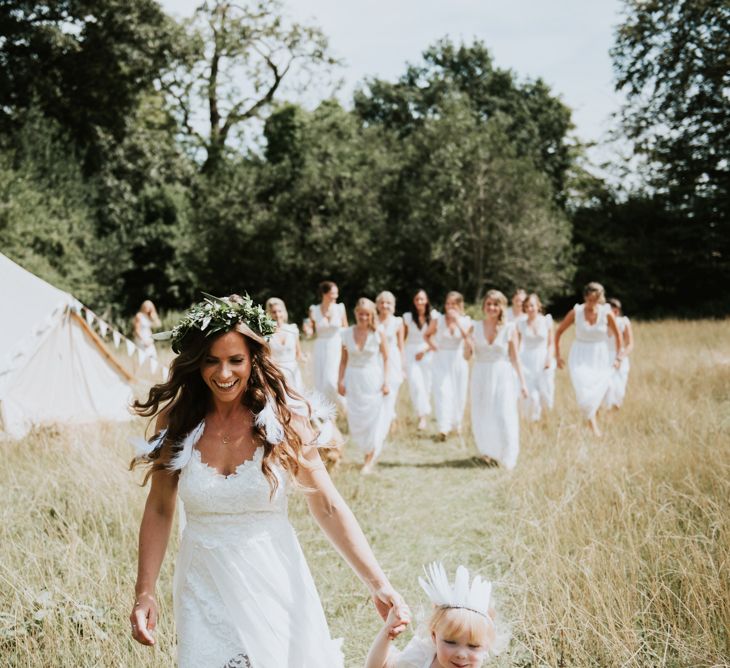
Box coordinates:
[1,320,728,667]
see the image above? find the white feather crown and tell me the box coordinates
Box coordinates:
[418,562,493,620]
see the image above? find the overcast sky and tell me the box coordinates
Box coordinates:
[161,0,627,163]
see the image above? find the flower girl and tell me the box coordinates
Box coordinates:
[366,563,501,668]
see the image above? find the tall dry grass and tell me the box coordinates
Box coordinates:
[0,320,728,667]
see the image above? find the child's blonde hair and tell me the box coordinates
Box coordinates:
[429,606,495,649]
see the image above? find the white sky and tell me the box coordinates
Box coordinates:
[161,0,628,166]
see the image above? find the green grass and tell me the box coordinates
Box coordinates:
[1,320,729,667]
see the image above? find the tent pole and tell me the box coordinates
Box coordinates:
[70,311,136,383]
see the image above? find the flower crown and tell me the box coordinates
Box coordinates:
[418,562,493,620]
[154,293,276,353]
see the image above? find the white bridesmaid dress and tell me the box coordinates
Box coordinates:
[517,314,555,421]
[173,425,344,667]
[402,311,438,419]
[310,303,346,405]
[568,303,612,419]
[470,321,520,469]
[269,323,304,393]
[378,315,405,423]
[431,314,471,434]
[342,327,390,457]
[604,315,630,408]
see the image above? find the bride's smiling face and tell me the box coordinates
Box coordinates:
[200,331,251,404]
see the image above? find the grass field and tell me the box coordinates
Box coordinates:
[1,320,729,667]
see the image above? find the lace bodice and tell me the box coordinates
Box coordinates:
[403,310,439,347]
[310,303,345,338]
[269,323,299,364]
[473,321,514,363]
[518,314,553,350]
[434,314,471,351]
[574,303,610,343]
[343,327,382,368]
[178,444,290,548]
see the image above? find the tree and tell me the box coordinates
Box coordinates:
[0,0,176,171]
[354,39,575,204]
[162,0,337,172]
[406,97,574,303]
[612,0,730,314]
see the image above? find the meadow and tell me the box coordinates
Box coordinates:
[1,320,728,667]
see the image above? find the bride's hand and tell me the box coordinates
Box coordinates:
[372,585,410,632]
[130,593,157,646]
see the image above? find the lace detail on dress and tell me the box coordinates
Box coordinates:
[222,653,252,667]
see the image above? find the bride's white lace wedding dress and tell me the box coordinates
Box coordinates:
[171,423,344,667]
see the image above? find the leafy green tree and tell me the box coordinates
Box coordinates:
[0,0,176,170]
[162,0,336,172]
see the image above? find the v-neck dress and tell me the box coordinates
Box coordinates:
[431,314,471,433]
[310,302,346,406]
[470,321,520,469]
[402,310,439,418]
[517,314,555,421]
[269,323,304,393]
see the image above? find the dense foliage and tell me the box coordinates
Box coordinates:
[1,0,725,320]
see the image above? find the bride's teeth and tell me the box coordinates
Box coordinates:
[215,380,237,389]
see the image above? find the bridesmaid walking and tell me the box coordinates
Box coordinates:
[376,291,405,430]
[266,298,305,393]
[310,281,348,406]
[470,290,528,468]
[517,293,556,422]
[555,282,623,436]
[424,291,472,440]
[604,297,634,410]
[505,288,527,323]
[402,290,439,430]
[338,298,391,474]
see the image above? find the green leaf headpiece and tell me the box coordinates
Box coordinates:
[153,293,276,354]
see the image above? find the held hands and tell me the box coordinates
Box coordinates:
[130,593,157,646]
[372,585,411,636]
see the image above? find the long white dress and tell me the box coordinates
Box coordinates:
[471,322,520,469]
[310,303,346,406]
[378,315,404,423]
[269,323,304,393]
[134,313,157,359]
[402,311,438,418]
[568,303,612,419]
[431,314,471,434]
[173,427,344,667]
[604,315,630,409]
[342,327,390,457]
[517,315,556,422]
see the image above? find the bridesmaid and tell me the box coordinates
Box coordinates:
[424,291,472,440]
[555,282,623,436]
[517,293,556,422]
[471,290,528,468]
[309,281,348,406]
[266,298,305,394]
[376,291,405,430]
[505,288,527,323]
[338,298,390,474]
[402,289,439,430]
[604,297,634,410]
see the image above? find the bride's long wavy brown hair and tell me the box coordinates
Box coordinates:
[131,319,308,496]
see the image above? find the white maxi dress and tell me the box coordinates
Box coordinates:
[269,323,304,393]
[378,315,404,424]
[568,303,612,419]
[310,303,345,406]
[342,327,390,457]
[431,314,471,434]
[604,315,630,409]
[517,315,556,421]
[470,322,520,469]
[173,426,344,667]
[402,311,438,418]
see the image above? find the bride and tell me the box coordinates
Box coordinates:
[129,294,409,667]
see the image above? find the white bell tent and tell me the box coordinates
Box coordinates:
[0,253,163,439]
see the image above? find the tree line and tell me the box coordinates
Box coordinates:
[1,0,727,322]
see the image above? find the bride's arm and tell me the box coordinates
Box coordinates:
[294,421,409,627]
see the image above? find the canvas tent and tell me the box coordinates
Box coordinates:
[0,253,158,438]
